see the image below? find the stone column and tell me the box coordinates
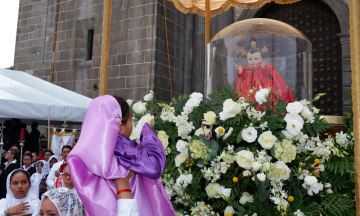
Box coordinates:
[338,33,352,114]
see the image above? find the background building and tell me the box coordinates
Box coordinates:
[13,0,350,115]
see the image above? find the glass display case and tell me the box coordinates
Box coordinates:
[207,18,312,103]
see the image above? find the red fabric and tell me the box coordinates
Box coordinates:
[55,175,63,188]
[39,152,44,160]
[236,64,294,105]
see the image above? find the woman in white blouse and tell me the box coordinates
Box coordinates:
[0,169,40,215]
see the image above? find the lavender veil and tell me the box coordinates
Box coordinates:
[67,95,175,216]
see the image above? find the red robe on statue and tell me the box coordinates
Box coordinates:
[236,63,294,104]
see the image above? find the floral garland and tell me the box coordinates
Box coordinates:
[127,86,355,216]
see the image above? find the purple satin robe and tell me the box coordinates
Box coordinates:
[67,95,175,216]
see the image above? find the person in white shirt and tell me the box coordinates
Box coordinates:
[0,169,40,215]
[30,161,50,199]
[46,146,72,190]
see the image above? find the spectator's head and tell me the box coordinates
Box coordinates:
[63,166,74,189]
[10,145,20,154]
[113,96,132,138]
[31,122,38,131]
[43,150,53,161]
[41,144,48,153]
[11,118,21,128]
[23,153,32,168]
[21,123,27,130]
[9,169,31,199]
[5,149,17,161]
[36,161,44,174]
[31,152,39,163]
[61,146,72,162]
[49,156,59,168]
[24,150,31,155]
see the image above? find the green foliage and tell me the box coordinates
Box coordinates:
[303,115,332,137]
[322,194,355,216]
[5,66,13,70]
[324,155,354,177]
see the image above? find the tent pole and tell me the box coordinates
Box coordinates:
[48,107,50,150]
[349,0,360,215]
[99,0,112,96]
[204,0,210,94]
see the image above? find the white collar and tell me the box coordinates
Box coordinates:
[23,165,31,171]
[4,159,17,167]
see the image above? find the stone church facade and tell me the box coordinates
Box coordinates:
[13,0,350,115]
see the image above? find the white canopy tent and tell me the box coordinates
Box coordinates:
[0,69,92,122]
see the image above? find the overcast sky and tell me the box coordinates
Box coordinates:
[0,0,20,69]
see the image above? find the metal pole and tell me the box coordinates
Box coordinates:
[19,142,24,168]
[349,0,360,214]
[0,123,4,165]
[99,0,112,96]
[204,0,210,94]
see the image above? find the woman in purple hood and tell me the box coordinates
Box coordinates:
[66,95,175,216]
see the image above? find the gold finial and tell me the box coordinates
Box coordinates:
[240,50,248,57]
[261,46,268,53]
[250,41,257,48]
[62,115,68,128]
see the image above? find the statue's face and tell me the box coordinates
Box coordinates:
[247,52,262,68]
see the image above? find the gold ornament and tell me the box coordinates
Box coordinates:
[240,50,248,57]
[261,46,268,53]
[250,41,257,48]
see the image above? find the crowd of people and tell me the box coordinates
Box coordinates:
[0,95,174,216]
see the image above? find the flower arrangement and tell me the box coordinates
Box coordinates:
[128,86,355,216]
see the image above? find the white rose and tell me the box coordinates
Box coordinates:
[205,183,221,198]
[224,206,235,216]
[161,111,175,122]
[326,189,333,194]
[258,131,277,149]
[281,130,294,139]
[143,93,153,101]
[318,164,324,172]
[257,173,266,182]
[267,161,291,181]
[286,102,304,114]
[304,176,317,186]
[255,88,269,105]
[202,111,216,125]
[285,113,304,124]
[190,92,203,100]
[325,183,331,188]
[243,170,252,177]
[265,162,271,171]
[219,99,242,121]
[157,131,169,148]
[176,174,193,188]
[132,101,147,114]
[177,124,191,139]
[165,187,174,198]
[252,161,262,172]
[126,99,133,106]
[186,98,201,108]
[176,140,189,153]
[301,106,315,123]
[239,192,254,205]
[175,152,188,167]
[241,127,257,143]
[236,150,254,170]
[284,113,304,136]
[217,186,231,197]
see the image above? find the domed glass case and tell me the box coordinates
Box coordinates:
[207,18,312,103]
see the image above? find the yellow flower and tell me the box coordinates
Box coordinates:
[288,196,294,202]
[202,204,207,207]
[225,213,232,216]
[233,177,238,183]
[314,159,320,164]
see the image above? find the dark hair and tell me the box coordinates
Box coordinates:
[44,150,54,155]
[10,145,20,151]
[113,96,131,124]
[41,144,48,149]
[247,47,263,57]
[31,151,39,157]
[10,170,31,186]
[23,153,32,159]
[21,123,27,129]
[31,122,38,128]
[62,145,72,152]
[37,161,44,167]
[9,149,17,158]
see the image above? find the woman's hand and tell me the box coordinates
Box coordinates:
[234,63,243,74]
[8,202,30,215]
